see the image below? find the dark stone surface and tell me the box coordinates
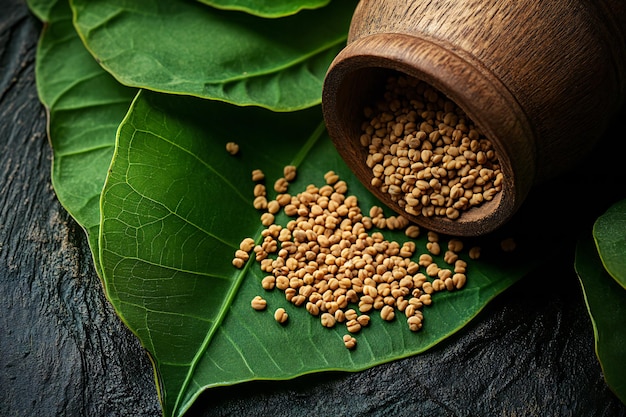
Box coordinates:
[1,1,625,416]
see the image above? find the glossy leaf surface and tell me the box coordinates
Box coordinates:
[32,0,136,269]
[70,0,356,111]
[593,199,626,289]
[99,90,537,417]
[576,236,626,405]
[196,0,331,17]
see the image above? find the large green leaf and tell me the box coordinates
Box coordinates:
[196,0,331,18]
[69,0,356,111]
[99,90,537,417]
[593,199,626,289]
[31,0,136,271]
[576,236,626,405]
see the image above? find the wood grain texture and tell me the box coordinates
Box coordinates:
[323,0,626,236]
[2,1,626,416]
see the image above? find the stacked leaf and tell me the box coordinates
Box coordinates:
[25,0,626,416]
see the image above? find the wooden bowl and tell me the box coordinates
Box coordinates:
[322,0,626,236]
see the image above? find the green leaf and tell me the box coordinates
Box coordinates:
[99,90,536,417]
[26,0,58,21]
[196,0,331,18]
[69,0,356,111]
[576,236,626,405]
[593,199,626,289]
[31,0,136,270]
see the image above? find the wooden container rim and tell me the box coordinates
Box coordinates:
[322,32,537,236]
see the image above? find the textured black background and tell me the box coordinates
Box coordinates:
[2,1,625,416]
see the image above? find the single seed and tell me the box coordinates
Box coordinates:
[321,312,336,328]
[274,308,288,324]
[405,225,420,238]
[346,319,362,333]
[284,165,297,182]
[251,296,267,311]
[239,237,255,252]
[251,169,265,182]
[226,141,239,155]
[343,334,357,349]
[254,183,266,197]
[253,196,268,210]
[380,305,395,321]
[407,316,423,331]
[274,177,289,193]
[469,246,481,259]
[261,275,276,290]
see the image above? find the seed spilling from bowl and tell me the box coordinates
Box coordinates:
[360,75,503,220]
[234,165,483,349]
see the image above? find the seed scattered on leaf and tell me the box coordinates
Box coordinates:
[225,141,239,155]
[251,296,267,311]
[274,307,288,324]
[251,169,265,182]
[343,334,357,349]
[237,167,486,349]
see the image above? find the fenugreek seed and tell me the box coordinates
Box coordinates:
[226,141,239,155]
[251,169,265,182]
[306,301,320,316]
[254,183,266,198]
[267,200,281,214]
[419,253,433,266]
[260,212,275,227]
[454,259,468,273]
[345,309,358,321]
[407,316,423,332]
[419,294,432,305]
[261,275,276,290]
[251,296,267,311]
[276,276,289,290]
[432,279,445,291]
[274,177,289,193]
[346,319,362,333]
[334,309,346,323]
[324,170,340,185]
[443,250,459,264]
[426,263,440,277]
[426,242,441,255]
[453,273,467,289]
[283,165,297,182]
[274,308,288,324]
[232,257,244,269]
[422,281,434,294]
[356,315,370,327]
[253,196,268,210]
[320,312,336,328]
[380,305,395,321]
[239,237,256,252]
[468,246,481,259]
[343,334,357,349]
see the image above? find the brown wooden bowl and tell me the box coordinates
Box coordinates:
[322,0,626,236]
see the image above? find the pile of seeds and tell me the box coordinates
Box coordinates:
[360,74,503,220]
[233,165,479,350]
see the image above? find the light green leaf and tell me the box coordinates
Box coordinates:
[576,235,626,405]
[69,0,357,111]
[196,0,331,18]
[593,199,626,289]
[99,90,536,417]
[31,0,136,271]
